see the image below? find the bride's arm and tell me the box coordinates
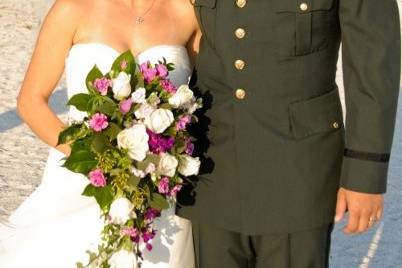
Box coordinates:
[16,0,82,156]
[186,3,201,69]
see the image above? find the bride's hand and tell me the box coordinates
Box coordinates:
[334,187,383,234]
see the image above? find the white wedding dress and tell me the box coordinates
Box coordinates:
[0,44,195,268]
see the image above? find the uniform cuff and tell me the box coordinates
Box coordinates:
[339,156,389,194]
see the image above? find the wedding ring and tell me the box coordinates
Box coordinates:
[369,217,378,223]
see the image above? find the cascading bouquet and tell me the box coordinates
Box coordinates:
[57,50,202,267]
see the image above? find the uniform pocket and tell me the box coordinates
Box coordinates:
[193,0,217,48]
[289,86,343,139]
[272,0,335,56]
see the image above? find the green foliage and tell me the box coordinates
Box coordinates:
[86,65,104,93]
[67,93,91,112]
[149,193,170,210]
[63,149,97,174]
[111,50,136,76]
[91,134,110,153]
[82,184,114,211]
[104,122,122,141]
[57,123,88,145]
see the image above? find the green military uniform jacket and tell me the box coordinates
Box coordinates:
[177,0,401,235]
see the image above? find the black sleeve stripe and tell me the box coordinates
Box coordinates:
[344,149,390,163]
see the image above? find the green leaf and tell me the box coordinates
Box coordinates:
[97,100,116,116]
[159,103,173,110]
[164,126,177,137]
[136,154,160,170]
[86,65,104,92]
[149,193,170,210]
[63,149,97,174]
[127,175,140,191]
[67,93,91,112]
[71,137,93,152]
[91,134,109,153]
[111,51,136,75]
[104,122,122,141]
[82,184,114,211]
[57,124,84,145]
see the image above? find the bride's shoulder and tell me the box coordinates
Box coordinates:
[47,0,93,20]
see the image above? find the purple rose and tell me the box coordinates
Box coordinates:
[155,64,168,78]
[160,79,177,93]
[176,114,192,131]
[142,229,156,243]
[185,138,194,155]
[119,98,133,114]
[147,129,175,154]
[89,113,109,132]
[158,176,170,194]
[93,77,112,96]
[144,208,161,221]
[140,62,158,83]
[169,184,183,197]
[89,169,107,187]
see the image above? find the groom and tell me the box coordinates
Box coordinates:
[178,0,401,267]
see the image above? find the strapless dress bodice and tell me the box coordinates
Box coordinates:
[64,43,192,121]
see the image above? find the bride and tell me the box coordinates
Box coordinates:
[0,0,201,267]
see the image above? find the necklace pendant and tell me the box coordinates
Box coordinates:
[135,16,145,24]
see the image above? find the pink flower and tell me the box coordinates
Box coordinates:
[119,98,133,114]
[169,184,183,197]
[176,114,192,130]
[155,64,168,78]
[121,227,140,243]
[140,62,158,83]
[89,113,109,132]
[160,80,177,93]
[93,77,112,96]
[120,60,128,70]
[89,169,107,187]
[158,176,170,194]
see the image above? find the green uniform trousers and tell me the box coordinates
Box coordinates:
[191,223,334,268]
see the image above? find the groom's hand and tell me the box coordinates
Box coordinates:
[334,187,383,234]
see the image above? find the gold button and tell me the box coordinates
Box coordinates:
[235,59,246,70]
[300,2,308,11]
[332,121,340,129]
[236,0,247,8]
[235,88,246,99]
[235,28,246,39]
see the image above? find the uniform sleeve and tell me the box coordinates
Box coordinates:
[338,0,401,193]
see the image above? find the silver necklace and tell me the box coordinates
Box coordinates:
[135,0,156,24]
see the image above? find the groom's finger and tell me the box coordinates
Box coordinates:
[335,190,347,222]
[344,211,360,234]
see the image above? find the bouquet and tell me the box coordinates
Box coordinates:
[57,50,202,267]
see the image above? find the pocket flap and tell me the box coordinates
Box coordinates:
[273,0,334,13]
[193,0,217,8]
[289,87,343,139]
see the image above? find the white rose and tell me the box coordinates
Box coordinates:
[158,153,178,177]
[109,198,134,225]
[108,250,137,268]
[185,101,200,114]
[117,124,149,161]
[131,87,146,103]
[130,166,146,178]
[144,108,174,134]
[134,103,156,119]
[178,155,201,177]
[168,85,194,108]
[112,72,132,100]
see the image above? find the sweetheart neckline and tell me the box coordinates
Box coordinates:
[67,42,188,59]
